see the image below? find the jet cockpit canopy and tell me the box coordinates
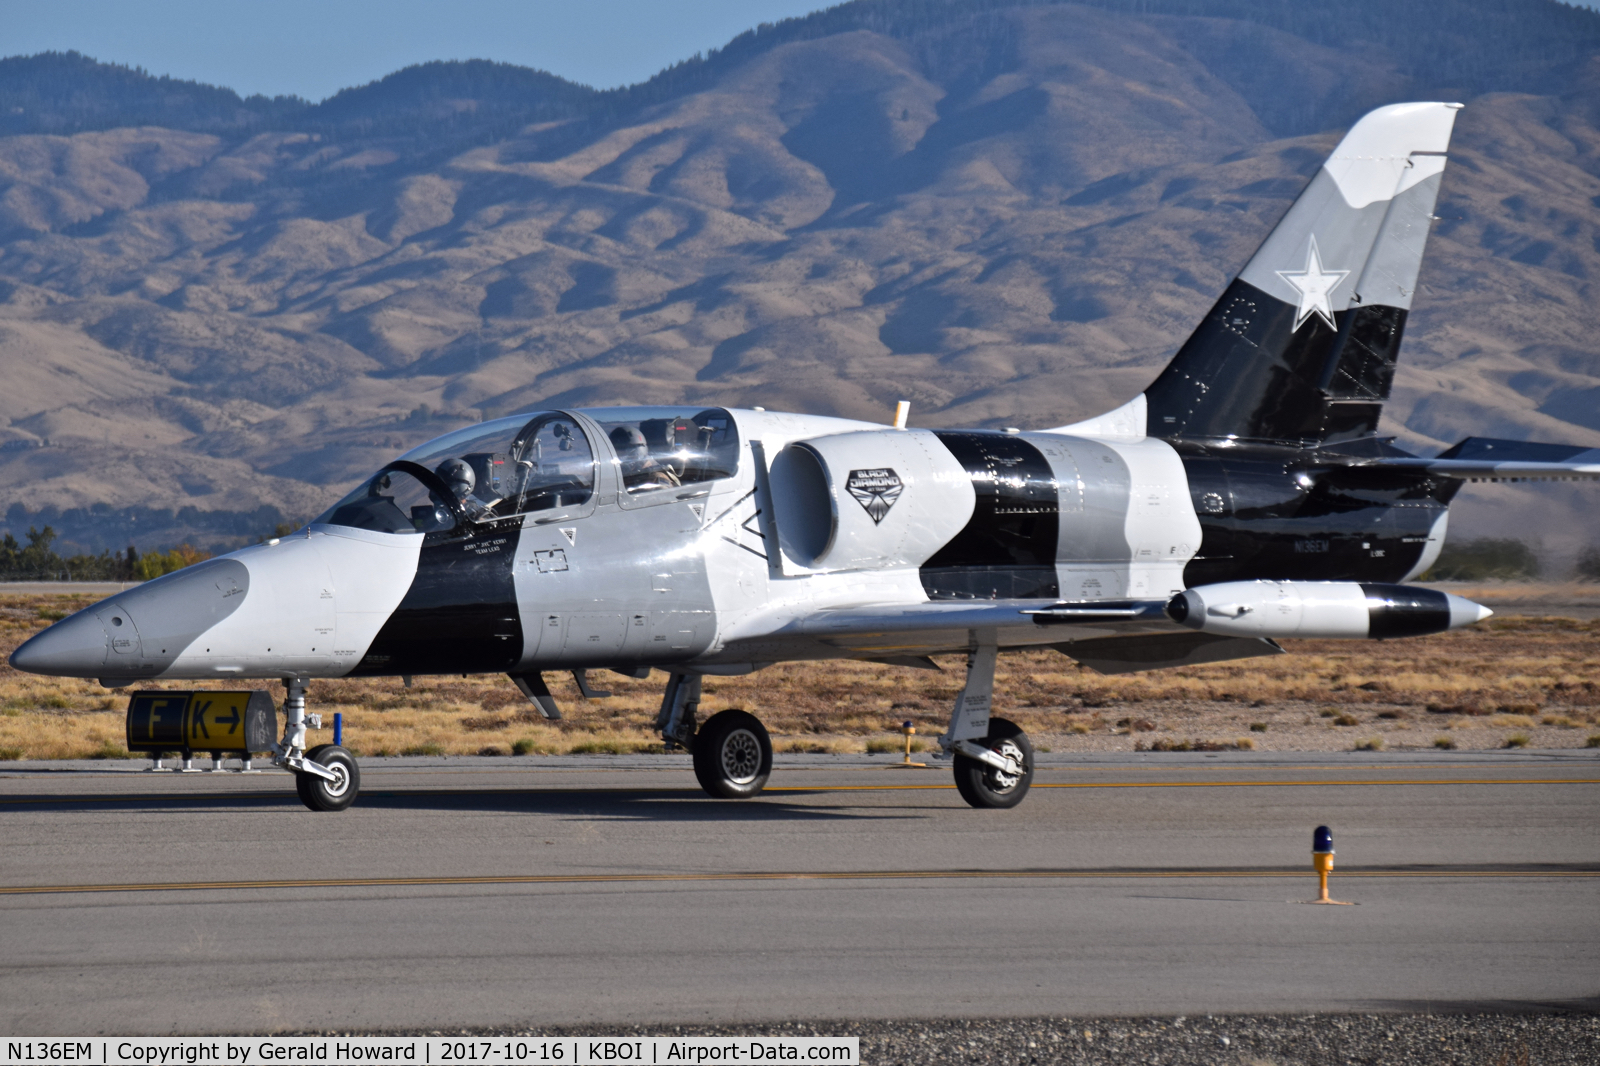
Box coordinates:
[314,410,596,535]
[580,406,739,495]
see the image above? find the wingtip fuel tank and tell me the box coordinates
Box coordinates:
[1166,580,1492,640]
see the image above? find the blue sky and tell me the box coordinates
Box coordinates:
[2,1,840,101]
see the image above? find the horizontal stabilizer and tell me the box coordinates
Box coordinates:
[1368,437,1600,482]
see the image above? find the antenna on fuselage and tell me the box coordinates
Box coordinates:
[892,400,910,430]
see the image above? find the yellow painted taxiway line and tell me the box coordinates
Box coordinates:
[2,867,1596,897]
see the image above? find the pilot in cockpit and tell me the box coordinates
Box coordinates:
[609,426,682,492]
[436,458,491,518]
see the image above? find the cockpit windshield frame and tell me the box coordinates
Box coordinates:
[314,410,599,536]
[313,461,461,538]
[579,405,741,509]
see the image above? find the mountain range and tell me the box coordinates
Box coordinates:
[0,0,1597,557]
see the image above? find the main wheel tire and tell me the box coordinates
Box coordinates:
[953,717,1033,809]
[296,744,360,812]
[692,709,773,799]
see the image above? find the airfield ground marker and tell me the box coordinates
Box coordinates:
[888,720,928,769]
[1304,825,1354,905]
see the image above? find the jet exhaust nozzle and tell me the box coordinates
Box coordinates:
[1165,580,1491,640]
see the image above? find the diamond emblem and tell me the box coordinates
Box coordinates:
[846,468,903,524]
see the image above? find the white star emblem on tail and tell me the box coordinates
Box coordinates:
[1276,236,1350,331]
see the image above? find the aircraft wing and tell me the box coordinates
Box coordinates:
[785,598,1180,657]
[1057,631,1284,674]
[1366,437,1600,482]
[799,598,1173,637]
[786,599,1288,673]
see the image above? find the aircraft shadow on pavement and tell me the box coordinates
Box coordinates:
[357,787,910,821]
[5,788,918,822]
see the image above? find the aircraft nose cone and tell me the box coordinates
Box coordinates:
[10,558,252,680]
[9,611,110,676]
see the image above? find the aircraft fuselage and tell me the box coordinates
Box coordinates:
[10,405,1454,686]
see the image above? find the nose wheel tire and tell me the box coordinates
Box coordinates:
[692,709,773,799]
[296,744,360,812]
[953,717,1033,809]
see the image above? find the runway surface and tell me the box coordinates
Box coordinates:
[1,750,1596,1034]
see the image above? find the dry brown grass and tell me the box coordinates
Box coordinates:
[5,591,1600,758]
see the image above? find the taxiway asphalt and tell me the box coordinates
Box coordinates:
[1,750,1596,1034]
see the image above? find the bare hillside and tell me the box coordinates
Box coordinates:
[0,0,1597,552]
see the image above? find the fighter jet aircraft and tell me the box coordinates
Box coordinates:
[13,102,1600,811]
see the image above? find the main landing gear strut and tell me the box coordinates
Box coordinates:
[659,640,1032,808]
[276,677,361,812]
[658,671,774,799]
[938,638,1034,809]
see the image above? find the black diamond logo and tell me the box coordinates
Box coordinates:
[846,468,903,524]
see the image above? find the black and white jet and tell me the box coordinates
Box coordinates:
[14,102,1597,811]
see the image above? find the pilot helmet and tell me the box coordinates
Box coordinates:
[436,457,476,498]
[609,425,648,460]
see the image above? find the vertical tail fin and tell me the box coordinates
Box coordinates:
[1139,102,1462,446]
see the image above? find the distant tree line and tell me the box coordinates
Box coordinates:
[2,502,298,558]
[1421,538,1542,581]
[1403,536,1600,582]
[0,527,212,582]
[1578,547,1600,582]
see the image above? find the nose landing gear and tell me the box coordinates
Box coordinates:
[275,678,362,812]
[297,743,361,812]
